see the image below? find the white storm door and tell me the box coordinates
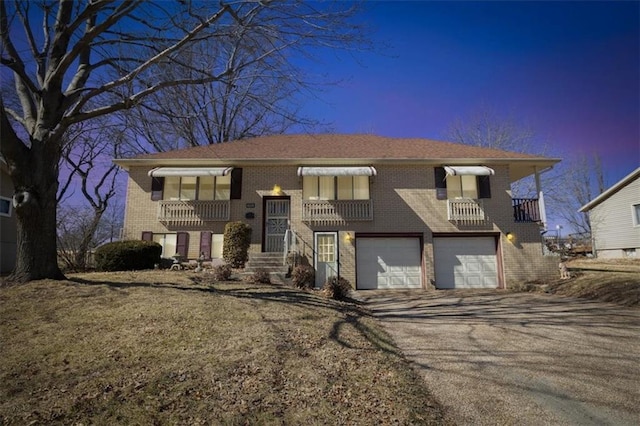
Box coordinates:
[315,232,338,288]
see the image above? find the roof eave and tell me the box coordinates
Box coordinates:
[114,156,560,168]
[579,167,640,212]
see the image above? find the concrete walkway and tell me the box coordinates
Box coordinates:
[358,290,640,426]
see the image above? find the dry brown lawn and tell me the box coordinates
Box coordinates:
[519,258,640,307]
[0,271,445,425]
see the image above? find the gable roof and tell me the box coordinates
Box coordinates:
[115,133,560,181]
[579,167,640,212]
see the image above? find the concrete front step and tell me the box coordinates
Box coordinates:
[246,257,286,265]
[249,252,283,258]
[245,252,287,273]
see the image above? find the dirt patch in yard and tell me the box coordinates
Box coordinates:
[516,258,640,307]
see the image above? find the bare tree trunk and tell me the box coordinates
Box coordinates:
[8,135,65,282]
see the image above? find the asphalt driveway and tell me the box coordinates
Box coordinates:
[357,290,640,425]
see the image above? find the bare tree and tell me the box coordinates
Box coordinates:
[554,153,607,236]
[57,120,122,270]
[447,107,554,197]
[57,197,124,271]
[123,29,323,152]
[1,0,367,282]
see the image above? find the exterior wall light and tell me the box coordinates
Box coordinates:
[344,233,354,242]
[272,184,283,195]
[506,232,515,242]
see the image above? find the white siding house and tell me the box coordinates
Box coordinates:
[579,167,640,259]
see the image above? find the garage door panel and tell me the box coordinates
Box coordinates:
[434,237,498,289]
[357,238,422,289]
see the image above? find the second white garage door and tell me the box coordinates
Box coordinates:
[356,238,422,289]
[433,237,499,289]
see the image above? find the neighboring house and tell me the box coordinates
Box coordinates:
[114,134,560,289]
[579,167,640,259]
[0,157,17,274]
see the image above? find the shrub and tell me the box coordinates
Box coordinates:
[211,264,232,281]
[223,222,252,268]
[322,276,352,300]
[95,240,161,272]
[251,268,271,284]
[158,258,175,269]
[292,265,315,289]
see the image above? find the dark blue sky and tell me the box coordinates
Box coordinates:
[299,1,639,186]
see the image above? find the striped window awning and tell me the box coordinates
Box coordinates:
[148,167,233,177]
[444,166,495,176]
[297,166,377,177]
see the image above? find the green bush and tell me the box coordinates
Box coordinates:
[222,222,252,268]
[250,268,271,284]
[322,276,352,300]
[292,265,315,289]
[95,240,162,272]
[211,264,232,281]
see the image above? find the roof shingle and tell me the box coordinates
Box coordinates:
[127,134,549,161]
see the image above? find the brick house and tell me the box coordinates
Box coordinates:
[114,134,560,289]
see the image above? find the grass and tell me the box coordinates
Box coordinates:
[543,270,640,307]
[0,271,445,425]
[515,258,640,307]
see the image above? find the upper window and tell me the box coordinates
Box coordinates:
[163,175,231,201]
[434,167,491,200]
[446,175,479,199]
[303,175,370,200]
[0,196,11,217]
[633,204,640,226]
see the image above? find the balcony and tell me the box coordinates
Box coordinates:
[512,198,541,223]
[447,198,486,224]
[302,199,373,225]
[158,200,230,226]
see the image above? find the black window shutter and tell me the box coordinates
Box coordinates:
[151,177,164,201]
[434,167,447,200]
[230,168,243,200]
[176,232,189,258]
[478,176,492,199]
[199,231,212,260]
[142,231,153,241]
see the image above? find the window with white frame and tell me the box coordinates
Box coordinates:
[163,175,231,201]
[303,175,369,200]
[0,196,11,217]
[152,233,177,258]
[633,204,640,226]
[446,175,479,199]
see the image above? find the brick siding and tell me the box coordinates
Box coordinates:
[123,164,557,287]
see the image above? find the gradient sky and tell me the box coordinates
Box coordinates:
[297,1,639,187]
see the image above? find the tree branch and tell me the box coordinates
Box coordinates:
[67,3,231,117]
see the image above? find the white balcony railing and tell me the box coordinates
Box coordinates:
[158,200,230,226]
[302,199,373,225]
[447,198,486,224]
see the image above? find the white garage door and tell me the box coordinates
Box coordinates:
[356,238,422,289]
[433,237,498,289]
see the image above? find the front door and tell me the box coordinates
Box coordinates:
[264,197,290,252]
[315,232,338,288]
